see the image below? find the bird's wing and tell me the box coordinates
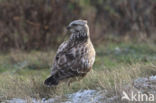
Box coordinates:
[50,41,68,74]
[51,42,91,77]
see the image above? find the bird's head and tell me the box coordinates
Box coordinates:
[66,20,88,33]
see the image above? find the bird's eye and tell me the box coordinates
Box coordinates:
[72,24,78,26]
[56,56,59,60]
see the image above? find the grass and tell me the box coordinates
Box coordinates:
[0,41,156,102]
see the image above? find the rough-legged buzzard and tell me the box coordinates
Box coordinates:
[44,20,96,86]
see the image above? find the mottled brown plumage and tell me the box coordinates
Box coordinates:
[44,20,96,86]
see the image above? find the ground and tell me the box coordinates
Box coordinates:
[0,41,156,103]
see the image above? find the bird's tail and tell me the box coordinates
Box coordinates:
[44,74,59,86]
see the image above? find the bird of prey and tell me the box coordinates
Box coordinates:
[44,20,96,86]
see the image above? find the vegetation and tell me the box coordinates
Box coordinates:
[0,0,156,102]
[0,41,155,102]
[0,0,155,50]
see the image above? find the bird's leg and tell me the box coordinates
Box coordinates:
[67,79,72,87]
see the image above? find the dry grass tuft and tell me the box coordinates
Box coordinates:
[0,63,155,102]
[0,42,155,102]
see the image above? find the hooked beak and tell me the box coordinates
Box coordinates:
[66,26,71,30]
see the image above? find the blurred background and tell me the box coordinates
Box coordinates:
[0,0,156,102]
[0,0,155,51]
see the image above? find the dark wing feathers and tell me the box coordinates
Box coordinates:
[51,41,89,79]
[65,53,75,60]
